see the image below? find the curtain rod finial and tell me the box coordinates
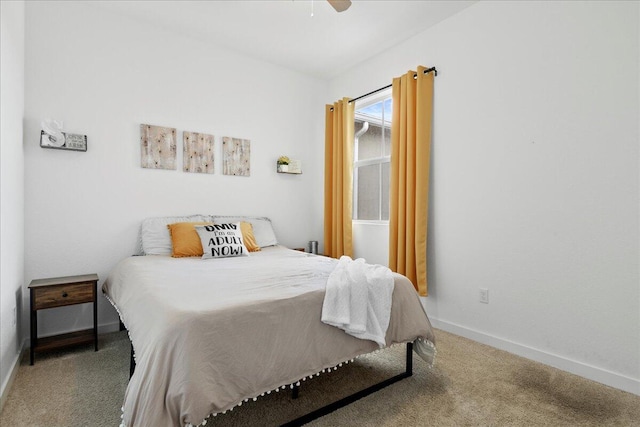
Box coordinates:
[425,66,437,76]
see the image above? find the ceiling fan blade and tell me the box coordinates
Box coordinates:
[327,0,352,13]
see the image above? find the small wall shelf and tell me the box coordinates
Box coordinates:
[277,169,302,175]
[277,159,302,174]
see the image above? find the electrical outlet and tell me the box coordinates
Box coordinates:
[479,288,489,304]
[12,306,17,326]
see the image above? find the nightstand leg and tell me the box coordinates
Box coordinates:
[30,308,36,365]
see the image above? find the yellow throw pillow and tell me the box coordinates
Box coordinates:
[240,221,261,252]
[167,222,212,257]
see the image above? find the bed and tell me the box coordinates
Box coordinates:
[103,215,436,427]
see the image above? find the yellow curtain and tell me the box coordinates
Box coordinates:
[324,98,354,258]
[388,66,434,296]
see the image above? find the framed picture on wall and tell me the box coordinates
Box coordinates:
[140,124,177,170]
[183,131,214,174]
[222,136,250,176]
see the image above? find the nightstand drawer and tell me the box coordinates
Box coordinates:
[33,282,94,309]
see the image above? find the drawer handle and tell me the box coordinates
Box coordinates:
[62,292,68,298]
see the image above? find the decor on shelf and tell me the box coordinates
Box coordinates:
[277,156,302,174]
[277,155,290,173]
[222,136,250,176]
[183,131,214,174]
[140,124,177,170]
[40,119,65,147]
[288,159,302,174]
[40,119,87,152]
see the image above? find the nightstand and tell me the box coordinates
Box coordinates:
[29,273,99,365]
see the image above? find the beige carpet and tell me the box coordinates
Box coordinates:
[1,329,638,426]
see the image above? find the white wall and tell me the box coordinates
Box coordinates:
[352,222,388,266]
[0,0,25,403]
[23,2,326,338]
[330,1,639,394]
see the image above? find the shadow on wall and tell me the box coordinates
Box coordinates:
[14,286,23,354]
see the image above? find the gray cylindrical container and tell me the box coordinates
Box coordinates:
[309,240,318,255]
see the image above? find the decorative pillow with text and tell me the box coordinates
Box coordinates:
[195,223,248,259]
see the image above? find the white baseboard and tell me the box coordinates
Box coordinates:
[430,318,640,396]
[0,339,25,414]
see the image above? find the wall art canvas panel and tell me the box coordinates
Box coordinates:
[183,131,214,174]
[140,124,177,170]
[222,137,251,176]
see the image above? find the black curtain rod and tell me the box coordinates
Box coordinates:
[348,66,437,104]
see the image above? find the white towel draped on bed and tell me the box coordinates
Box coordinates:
[321,256,394,347]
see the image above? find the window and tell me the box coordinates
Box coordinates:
[353,91,392,221]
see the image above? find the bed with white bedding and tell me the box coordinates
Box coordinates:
[103,216,436,427]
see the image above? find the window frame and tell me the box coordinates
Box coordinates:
[352,89,392,223]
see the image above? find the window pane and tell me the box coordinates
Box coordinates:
[383,125,391,157]
[383,98,392,116]
[357,122,383,160]
[358,101,384,121]
[381,162,390,221]
[357,164,380,220]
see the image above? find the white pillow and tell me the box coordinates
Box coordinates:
[141,214,210,255]
[211,216,278,247]
[195,223,248,259]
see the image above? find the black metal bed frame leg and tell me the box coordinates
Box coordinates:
[406,341,413,376]
[281,342,414,427]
